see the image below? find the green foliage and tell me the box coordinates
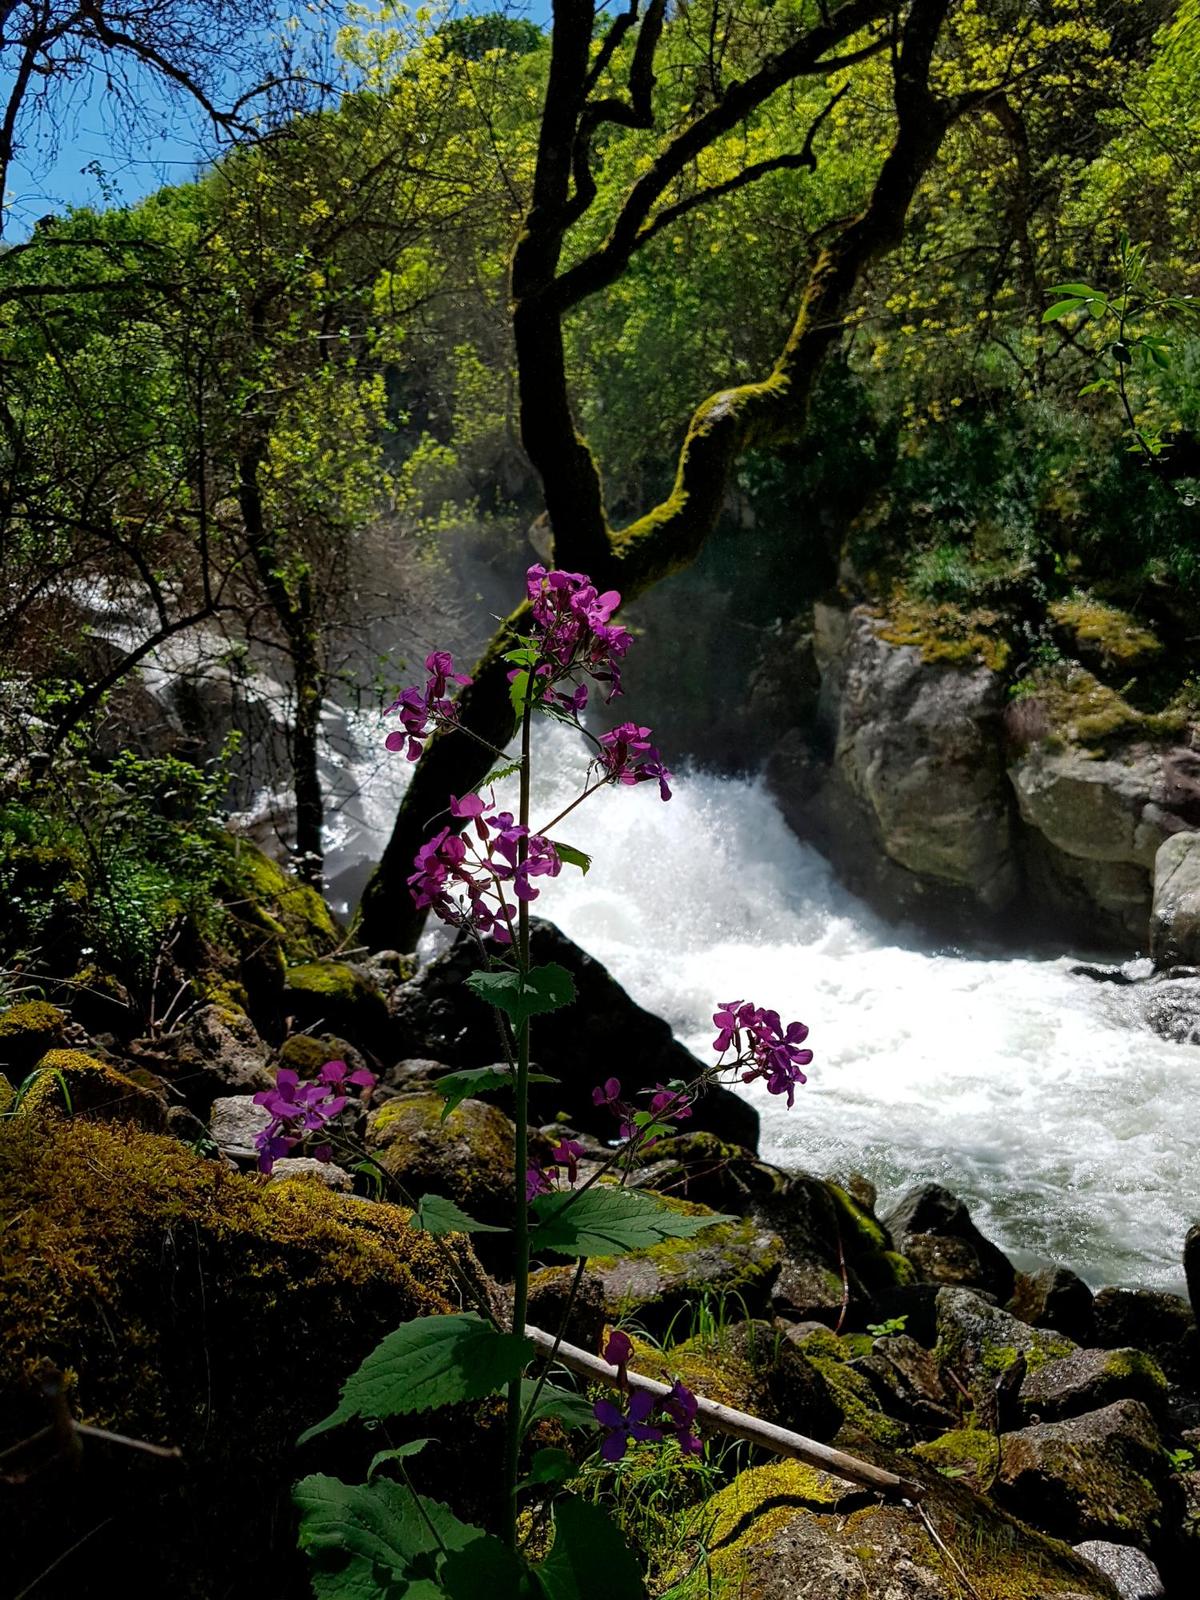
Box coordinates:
[529,1189,735,1260]
[464,963,577,1028]
[300,1313,534,1441]
[536,1497,647,1600]
[409,1193,508,1236]
[429,1064,561,1121]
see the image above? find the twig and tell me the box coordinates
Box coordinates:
[523,1325,925,1500]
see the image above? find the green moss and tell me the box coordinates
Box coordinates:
[1013,663,1189,750]
[0,1114,481,1593]
[0,1000,66,1071]
[695,1459,845,1554]
[278,1033,336,1074]
[875,596,1012,673]
[1049,596,1162,671]
[366,1092,515,1224]
[1103,1348,1168,1397]
[282,961,389,1046]
[826,1182,887,1252]
[915,1426,999,1480]
[214,835,339,971]
[16,1049,164,1129]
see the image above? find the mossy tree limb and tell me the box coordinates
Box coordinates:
[360,0,1004,951]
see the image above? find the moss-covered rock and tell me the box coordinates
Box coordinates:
[787,1325,908,1447]
[167,1001,275,1105]
[13,1048,165,1130]
[216,836,340,966]
[935,1287,1078,1404]
[677,1454,1120,1597]
[994,1400,1171,1554]
[585,1196,784,1334]
[915,1425,1001,1486]
[365,1092,516,1227]
[0,1114,488,1597]
[1048,597,1163,678]
[1018,1347,1168,1424]
[282,960,390,1051]
[631,1130,786,1209]
[0,999,67,1072]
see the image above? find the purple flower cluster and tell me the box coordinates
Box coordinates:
[524,565,633,706]
[385,651,472,761]
[252,1059,375,1173]
[598,722,672,801]
[408,792,561,942]
[591,1076,692,1142]
[712,1001,813,1109]
[525,1137,586,1202]
[594,1379,703,1462]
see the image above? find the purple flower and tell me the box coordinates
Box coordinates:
[526,1164,552,1202]
[251,1059,376,1174]
[594,1390,663,1462]
[712,1000,812,1109]
[524,565,634,705]
[661,1380,703,1455]
[604,1330,633,1373]
[598,723,672,801]
[550,1138,586,1185]
[408,796,563,938]
[384,651,472,761]
[592,1077,622,1107]
[648,1083,692,1122]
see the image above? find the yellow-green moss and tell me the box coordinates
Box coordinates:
[0,1076,12,1115]
[1103,1348,1168,1399]
[366,1092,515,1224]
[16,1049,164,1129]
[915,1426,999,1481]
[1015,664,1190,750]
[875,597,1012,673]
[1049,596,1163,671]
[214,835,339,968]
[0,999,66,1070]
[278,1033,337,1074]
[786,1326,904,1445]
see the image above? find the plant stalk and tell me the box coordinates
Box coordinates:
[504,683,535,1549]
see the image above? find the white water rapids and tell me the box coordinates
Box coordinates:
[325,718,1199,1296]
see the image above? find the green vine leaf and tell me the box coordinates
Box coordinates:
[464,963,576,1027]
[298,1314,533,1442]
[367,1440,431,1482]
[529,1189,734,1259]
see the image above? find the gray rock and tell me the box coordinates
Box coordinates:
[171,1003,274,1101]
[1073,1542,1165,1600]
[857,1334,956,1428]
[1019,1347,1168,1423]
[884,1183,1015,1301]
[266,1156,353,1191]
[1092,1286,1198,1386]
[935,1286,1078,1399]
[1149,831,1200,967]
[209,1093,270,1157]
[995,1400,1170,1552]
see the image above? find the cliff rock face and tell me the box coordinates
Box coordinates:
[767,603,1200,953]
[1150,832,1200,966]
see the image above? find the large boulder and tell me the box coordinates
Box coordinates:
[767,604,1016,930]
[676,1455,1119,1598]
[168,1001,275,1104]
[0,1000,67,1073]
[1018,1348,1169,1424]
[281,960,391,1052]
[1149,832,1200,967]
[1073,1541,1166,1600]
[0,1113,490,1598]
[883,1183,1015,1303]
[1092,1287,1197,1388]
[934,1287,1078,1402]
[994,1401,1172,1554]
[391,922,759,1149]
[1009,1265,1096,1345]
[1007,722,1200,949]
[363,1091,518,1228]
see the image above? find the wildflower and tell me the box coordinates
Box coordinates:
[550,1138,585,1185]
[712,1001,812,1109]
[526,1164,553,1202]
[407,798,562,940]
[593,1390,663,1462]
[604,1329,633,1379]
[598,722,672,801]
[661,1380,703,1455]
[592,1077,622,1107]
[384,651,472,761]
[251,1060,376,1173]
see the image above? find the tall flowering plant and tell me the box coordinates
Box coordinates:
[291,566,812,1598]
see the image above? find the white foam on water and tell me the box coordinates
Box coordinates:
[332,719,1200,1292]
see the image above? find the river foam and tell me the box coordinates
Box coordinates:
[335,719,1199,1293]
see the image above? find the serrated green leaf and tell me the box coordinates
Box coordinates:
[298,1314,533,1441]
[1042,298,1085,322]
[509,669,530,717]
[551,841,591,875]
[410,1193,508,1236]
[519,1447,576,1489]
[520,1380,595,1430]
[368,1440,431,1481]
[464,963,576,1027]
[479,760,524,787]
[294,1474,481,1590]
[502,646,539,667]
[529,1189,734,1259]
[535,1498,647,1600]
[433,1065,559,1122]
[441,1534,534,1597]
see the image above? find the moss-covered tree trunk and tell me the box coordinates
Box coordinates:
[358,0,988,952]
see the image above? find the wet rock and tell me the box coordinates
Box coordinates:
[935,1286,1078,1400]
[1128,973,1200,1046]
[994,1400,1171,1553]
[856,1333,957,1429]
[1092,1287,1198,1387]
[1009,1265,1096,1344]
[1149,831,1200,968]
[1073,1542,1165,1600]
[1019,1347,1168,1423]
[391,922,759,1149]
[883,1183,1015,1301]
[903,1232,989,1289]
[364,1092,516,1228]
[676,1454,1119,1598]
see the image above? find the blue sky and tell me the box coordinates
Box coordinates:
[4,1,550,236]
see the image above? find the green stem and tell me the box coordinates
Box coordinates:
[504,682,535,1550]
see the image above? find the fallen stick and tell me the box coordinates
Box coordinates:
[525,1324,925,1501]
